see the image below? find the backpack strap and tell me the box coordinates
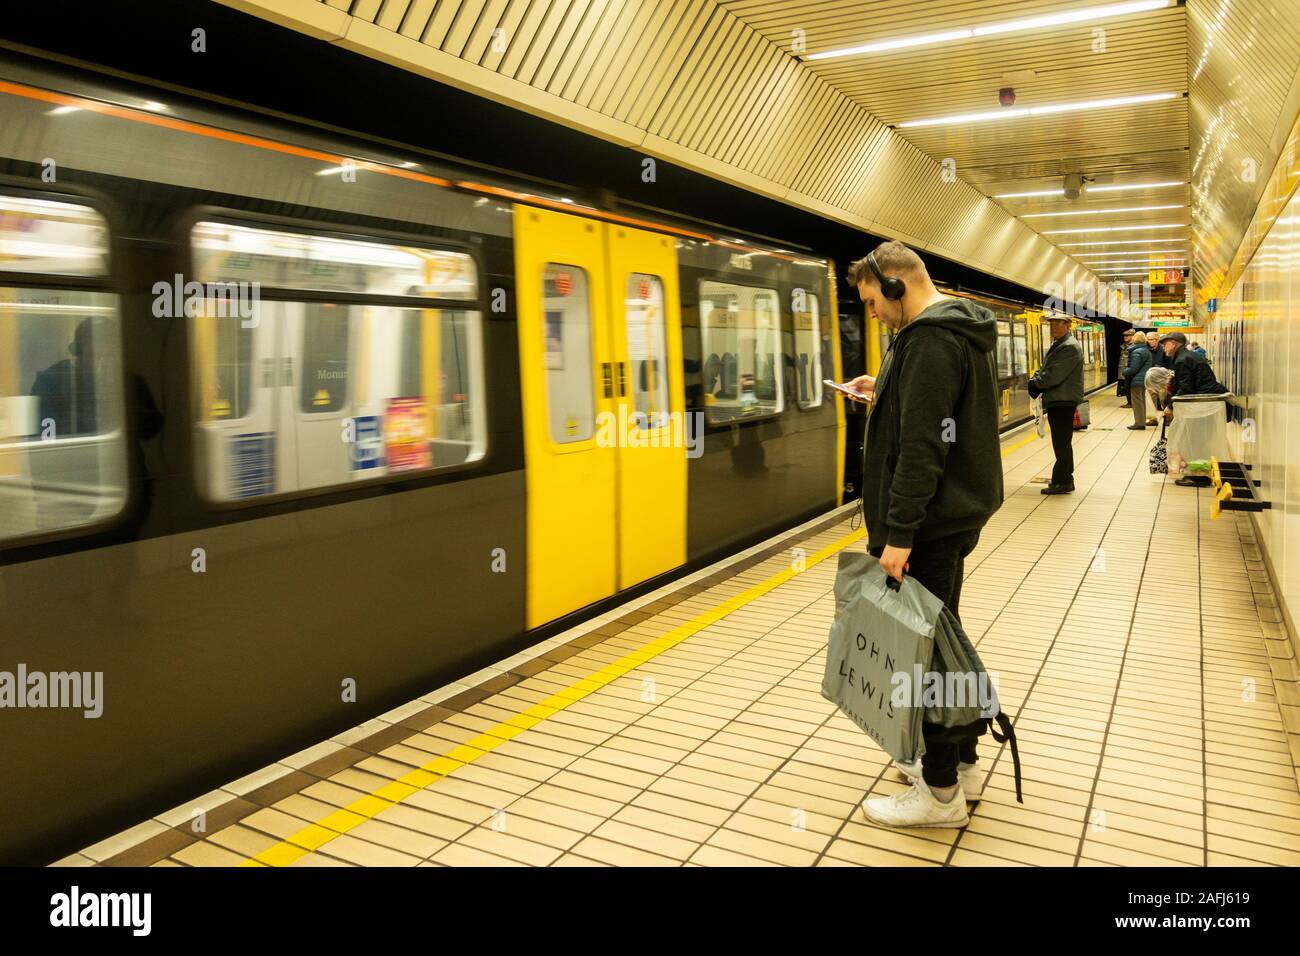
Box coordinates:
[989,711,1023,803]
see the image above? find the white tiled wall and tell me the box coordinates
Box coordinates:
[1209,189,1300,647]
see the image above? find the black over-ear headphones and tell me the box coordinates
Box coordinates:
[868,251,906,302]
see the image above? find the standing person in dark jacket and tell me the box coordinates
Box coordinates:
[1117,329,1135,406]
[1123,331,1153,429]
[1027,316,1084,494]
[841,240,1003,829]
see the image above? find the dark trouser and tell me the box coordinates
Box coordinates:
[1046,404,1076,486]
[902,529,984,788]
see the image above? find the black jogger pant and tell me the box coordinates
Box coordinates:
[899,529,984,788]
[1046,404,1076,487]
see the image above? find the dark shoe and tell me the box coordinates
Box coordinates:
[1126,424,1146,430]
[1041,483,1075,495]
[1145,419,1157,426]
[1174,476,1210,487]
[1120,403,1132,408]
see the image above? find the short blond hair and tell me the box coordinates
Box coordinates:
[847,240,927,286]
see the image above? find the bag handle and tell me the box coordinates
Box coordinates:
[989,711,1023,804]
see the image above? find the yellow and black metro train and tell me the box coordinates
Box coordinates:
[0,53,1103,863]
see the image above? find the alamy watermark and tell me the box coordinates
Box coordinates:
[593,407,704,457]
[1044,275,1153,319]
[0,664,103,718]
[890,665,999,718]
[152,273,260,327]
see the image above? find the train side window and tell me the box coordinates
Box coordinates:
[699,279,784,423]
[0,194,124,544]
[624,273,668,428]
[795,290,823,408]
[189,221,486,502]
[543,264,595,444]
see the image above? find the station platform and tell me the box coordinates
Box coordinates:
[58,397,1300,868]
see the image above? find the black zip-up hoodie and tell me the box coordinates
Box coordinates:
[861,297,1004,554]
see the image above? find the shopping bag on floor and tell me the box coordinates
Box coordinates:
[821,552,1023,801]
[1149,421,1168,474]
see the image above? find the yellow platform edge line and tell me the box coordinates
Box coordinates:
[243,524,867,866]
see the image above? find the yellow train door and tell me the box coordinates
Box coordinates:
[515,207,688,628]
[515,207,617,628]
[605,226,687,590]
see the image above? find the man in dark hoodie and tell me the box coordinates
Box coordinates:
[842,240,1003,829]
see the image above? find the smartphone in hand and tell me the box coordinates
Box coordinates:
[824,379,871,403]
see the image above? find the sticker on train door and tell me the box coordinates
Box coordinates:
[384,397,432,472]
[229,432,275,498]
[350,415,383,471]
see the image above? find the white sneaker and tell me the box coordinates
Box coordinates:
[862,777,969,828]
[893,758,985,802]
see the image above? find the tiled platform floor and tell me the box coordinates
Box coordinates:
[62,396,1300,867]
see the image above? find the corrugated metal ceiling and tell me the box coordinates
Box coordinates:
[219,0,1300,313]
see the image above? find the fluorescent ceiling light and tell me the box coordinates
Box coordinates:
[1023,204,1183,218]
[1089,180,1185,193]
[46,105,81,116]
[994,188,1068,198]
[1061,239,1190,247]
[1043,223,1185,235]
[974,1,1171,36]
[803,29,972,60]
[803,0,1169,62]
[1082,259,1187,266]
[996,181,1185,198]
[899,92,1177,129]
[1074,247,1188,255]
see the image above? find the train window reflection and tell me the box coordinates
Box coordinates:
[189,222,486,501]
[0,193,124,544]
[191,221,478,299]
[625,273,668,428]
[0,195,109,277]
[543,264,595,444]
[699,279,783,423]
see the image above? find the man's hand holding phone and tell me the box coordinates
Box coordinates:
[825,375,875,404]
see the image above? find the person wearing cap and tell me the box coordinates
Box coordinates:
[1117,329,1136,407]
[1162,331,1226,399]
[1026,315,1083,494]
[1146,330,1167,369]
[1123,329,1153,429]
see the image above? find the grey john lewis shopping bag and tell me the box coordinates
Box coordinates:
[822,550,1023,801]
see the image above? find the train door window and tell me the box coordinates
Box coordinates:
[795,290,823,409]
[995,320,1012,378]
[1012,321,1028,376]
[189,221,485,501]
[300,303,350,413]
[543,263,595,444]
[624,273,668,428]
[0,194,124,544]
[699,279,783,423]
